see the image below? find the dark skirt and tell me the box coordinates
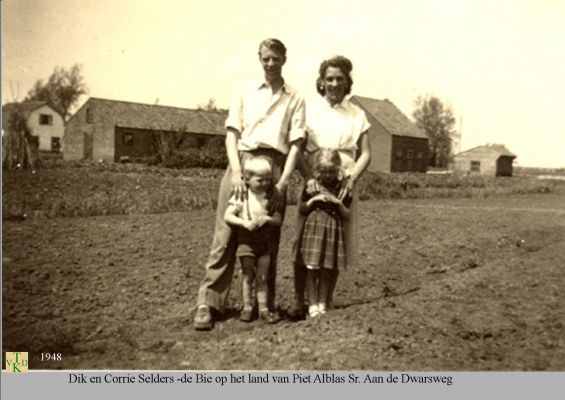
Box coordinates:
[297,209,346,269]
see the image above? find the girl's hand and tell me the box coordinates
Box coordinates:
[339,175,355,201]
[325,193,342,205]
[231,171,247,201]
[306,178,320,195]
[307,193,327,206]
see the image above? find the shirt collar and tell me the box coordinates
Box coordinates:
[324,96,350,110]
[257,79,290,94]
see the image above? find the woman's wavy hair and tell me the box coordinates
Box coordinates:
[316,55,354,96]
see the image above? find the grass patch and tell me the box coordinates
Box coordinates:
[3,163,562,219]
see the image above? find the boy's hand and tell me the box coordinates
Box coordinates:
[243,220,257,231]
[253,216,269,227]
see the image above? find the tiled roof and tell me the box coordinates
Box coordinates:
[351,95,427,139]
[456,144,516,158]
[73,97,226,135]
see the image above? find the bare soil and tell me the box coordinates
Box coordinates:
[3,193,565,370]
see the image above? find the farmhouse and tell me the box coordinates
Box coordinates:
[64,97,226,162]
[351,95,429,173]
[453,144,516,176]
[2,101,65,153]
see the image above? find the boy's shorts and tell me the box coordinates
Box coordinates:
[236,225,277,258]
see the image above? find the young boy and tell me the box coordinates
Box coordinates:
[224,155,282,323]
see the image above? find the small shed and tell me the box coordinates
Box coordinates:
[2,101,65,153]
[453,144,516,176]
[350,96,429,173]
[64,97,227,162]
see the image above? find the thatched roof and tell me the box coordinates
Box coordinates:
[68,97,227,136]
[351,95,427,139]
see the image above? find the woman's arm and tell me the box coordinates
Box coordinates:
[339,131,371,200]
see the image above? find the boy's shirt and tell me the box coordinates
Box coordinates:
[228,190,269,220]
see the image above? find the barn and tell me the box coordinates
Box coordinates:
[63,98,226,162]
[2,101,65,153]
[453,144,517,176]
[350,95,429,173]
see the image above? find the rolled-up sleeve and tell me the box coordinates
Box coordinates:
[225,85,243,134]
[288,95,306,144]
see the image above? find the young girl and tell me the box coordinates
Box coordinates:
[224,155,282,324]
[295,148,351,318]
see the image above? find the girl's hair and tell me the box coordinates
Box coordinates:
[312,148,343,180]
[243,155,272,177]
[316,55,354,96]
[258,38,287,57]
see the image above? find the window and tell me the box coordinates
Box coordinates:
[39,114,53,125]
[86,108,93,124]
[29,135,39,149]
[470,160,481,172]
[123,132,134,145]
[395,150,403,159]
[406,150,414,159]
[416,151,424,159]
[51,137,61,152]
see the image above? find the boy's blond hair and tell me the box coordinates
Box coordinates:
[243,155,272,177]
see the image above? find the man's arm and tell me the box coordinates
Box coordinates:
[225,128,246,201]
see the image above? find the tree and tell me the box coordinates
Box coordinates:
[25,64,88,121]
[412,95,457,168]
[197,98,221,111]
[2,103,41,170]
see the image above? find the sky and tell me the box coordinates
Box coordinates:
[2,0,564,168]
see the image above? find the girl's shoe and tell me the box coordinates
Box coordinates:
[308,305,321,318]
[318,303,327,315]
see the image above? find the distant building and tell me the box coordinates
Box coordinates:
[453,144,516,176]
[351,96,429,173]
[2,101,65,153]
[64,97,226,162]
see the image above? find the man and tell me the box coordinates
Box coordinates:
[193,38,305,330]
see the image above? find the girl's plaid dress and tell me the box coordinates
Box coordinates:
[296,183,352,270]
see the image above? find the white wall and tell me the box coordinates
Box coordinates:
[27,105,65,152]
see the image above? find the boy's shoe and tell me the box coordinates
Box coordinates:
[287,303,306,321]
[193,305,214,331]
[240,308,254,322]
[259,310,280,324]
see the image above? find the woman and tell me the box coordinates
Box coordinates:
[291,55,371,318]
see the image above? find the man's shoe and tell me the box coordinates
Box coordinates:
[193,305,213,331]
